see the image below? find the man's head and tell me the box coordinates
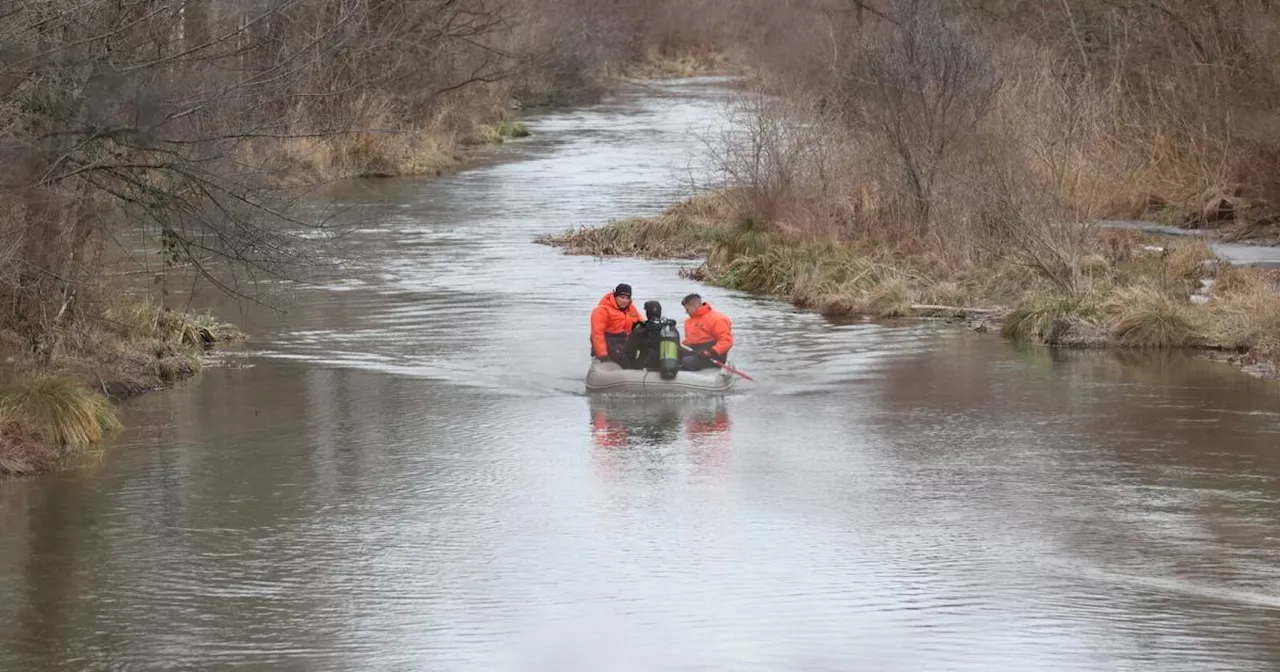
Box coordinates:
[644,300,662,322]
[681,293,703,317]
[613,283,632,310]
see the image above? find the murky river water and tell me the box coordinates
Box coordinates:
[4,78,1280,671]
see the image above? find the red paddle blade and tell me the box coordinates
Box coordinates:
[710,359,754,381]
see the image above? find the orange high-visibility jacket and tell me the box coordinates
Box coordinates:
[682,302,733,357]
[590,292,642,357]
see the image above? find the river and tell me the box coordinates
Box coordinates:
[3,77,1280,671]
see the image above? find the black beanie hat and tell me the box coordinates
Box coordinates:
[614,283,632,297]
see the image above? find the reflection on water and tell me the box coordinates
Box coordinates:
[588,396,733,486]
[2,78,1280,671]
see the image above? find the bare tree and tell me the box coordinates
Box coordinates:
[0,0,527,345]
[826,1,1002,229]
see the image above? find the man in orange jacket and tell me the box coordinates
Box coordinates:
[679,293,733,371]
[590,283,644,366]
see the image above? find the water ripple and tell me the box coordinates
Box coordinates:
[4,76,1280,672]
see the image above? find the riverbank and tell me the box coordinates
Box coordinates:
[1112,187,1280,248]
[608,48,736,81]
[0,50,734,480]
[266,48,735,184]
[0,298,243,477]
[263,106,537,184]
[518,3,1280,387]
[537,191,1280,375]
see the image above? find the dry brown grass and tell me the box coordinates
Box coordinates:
[0,411,41,476]
[662,0,1280,319]
[536,191,739,258]
[1,376,122,447]
[0,377,120,477]
[1199,270,1280,358]
[569,184,1280,371]
[271,113,461,181]
[1103,284,1204,349]
[1001,293,1102,344]
[620,2,1280,369]
[611,47,734,79]
[0,295,242,478]
[249,91,539,182]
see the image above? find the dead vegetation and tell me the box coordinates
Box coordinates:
[0,376,122,475]
[548,192,1280,366]
[612,48,735,79]
[542,0,1280,370]
[0,0,745,476]
[535,191,737,258]
[12,0,1280,471]
[1,295,242,477]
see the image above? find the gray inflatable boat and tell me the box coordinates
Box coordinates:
[584,358,736,393]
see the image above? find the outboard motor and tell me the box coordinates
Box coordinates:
[658,318,680,379]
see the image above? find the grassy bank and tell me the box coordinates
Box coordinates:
[538,192,1280,372]
[255,46,735,184]
[266,109,538,183]
[0,298,243,478]
[528,1,1280,380]
[609,48,735,80]
[2,0,734,481]
[267,46,733,183]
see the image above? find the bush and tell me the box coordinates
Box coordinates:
[0,376,121,448]
[1104,286,1203,349]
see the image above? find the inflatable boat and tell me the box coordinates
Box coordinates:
[584,358,736,393]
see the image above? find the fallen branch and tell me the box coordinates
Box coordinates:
[910,303,1000,317]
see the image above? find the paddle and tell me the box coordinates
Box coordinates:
[707,358,755,382]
